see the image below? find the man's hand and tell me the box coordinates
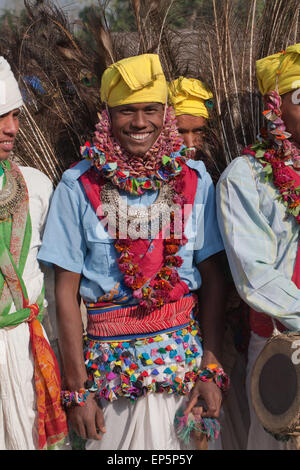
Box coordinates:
[184,379,222,419]
[190,252,226,419]
[67,394,106,441]
[54,267,106,441]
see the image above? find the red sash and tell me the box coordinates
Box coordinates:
[86,294,197,338]
[250,166,300,337]
[79,164,198,303]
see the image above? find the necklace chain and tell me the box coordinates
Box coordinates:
[0,165,26,220]
[101,182,176,239]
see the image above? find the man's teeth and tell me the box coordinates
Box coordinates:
[129,133,150,141]
[2,142,12,144]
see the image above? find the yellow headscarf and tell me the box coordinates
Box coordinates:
[168,77,213,119]
[100,54,168,107]
[256,44,300,96]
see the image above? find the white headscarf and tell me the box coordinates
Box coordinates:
[0,57,23,116]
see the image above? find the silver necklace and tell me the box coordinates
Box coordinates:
[100,182,176,239]
[0,166,26,220]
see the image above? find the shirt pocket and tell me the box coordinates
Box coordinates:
[84,224,119,274]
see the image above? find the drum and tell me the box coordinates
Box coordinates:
[251,331,300,437]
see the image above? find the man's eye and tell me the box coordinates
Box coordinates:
[120,109,134,115]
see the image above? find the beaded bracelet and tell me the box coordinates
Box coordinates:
[61,380,98,408]
[197,363,230,392]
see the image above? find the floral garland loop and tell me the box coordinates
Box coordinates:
[242,90,300,225]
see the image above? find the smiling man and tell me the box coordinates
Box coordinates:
[110,102,164,155]
[38,54,226,450]
[0,109,20,155]
[0,56,68,450]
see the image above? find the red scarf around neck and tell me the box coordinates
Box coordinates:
[80,163,198,305]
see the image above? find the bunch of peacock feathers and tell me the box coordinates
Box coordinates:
[126,0,300,182]
[0,0,108,184]
[1,0,299,184]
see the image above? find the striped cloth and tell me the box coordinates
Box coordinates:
[86,294,197,340]
[217,155,300,333]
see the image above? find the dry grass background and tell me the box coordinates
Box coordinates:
[0,0,298,184]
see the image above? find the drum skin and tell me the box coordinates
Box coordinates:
[251,332,300,436]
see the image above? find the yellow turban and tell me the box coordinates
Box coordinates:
[100,54,168,107]
[256,44,300,96]
[168,77,213,119]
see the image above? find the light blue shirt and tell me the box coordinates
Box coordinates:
[217,155,300,331]
[38,159,224,304]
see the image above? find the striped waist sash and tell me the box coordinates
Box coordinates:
[86,294,197,340]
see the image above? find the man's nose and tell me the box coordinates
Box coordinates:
[2,114,18,136]
[183,132,196,148]
[130,111,148,128]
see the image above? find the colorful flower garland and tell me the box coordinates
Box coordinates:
[80,107,192,310]
[114,174,189,309]
[243,90,300,225]
[81,140,189,196]
[113,160,189,309]
[80,106,193,196]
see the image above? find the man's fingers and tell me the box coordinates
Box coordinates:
[191,405,203,419]
[201,405,219,418]
[68,399,106,440]
[85,418,102,440]
[201,395,221,418]
[184,394,199,415]
[96,408,106,434]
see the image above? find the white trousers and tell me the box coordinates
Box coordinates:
[0,323,38,450]
[86,393,222,451]
[0,322,70,450]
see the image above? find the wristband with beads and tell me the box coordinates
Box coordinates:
[198,363,230,392]
[61,380,98,408]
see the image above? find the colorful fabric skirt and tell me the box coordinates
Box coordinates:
[84,295,203,402]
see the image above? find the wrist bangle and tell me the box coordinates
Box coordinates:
[198,363,230,392]
[61,380,98,408]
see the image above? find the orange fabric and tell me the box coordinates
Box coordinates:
[29,318,68,449]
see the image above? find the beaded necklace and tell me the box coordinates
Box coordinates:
[81,106,191,195]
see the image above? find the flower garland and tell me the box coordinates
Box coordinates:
[80,107,192,310]
[114,203,188,310]
[80,106,193,196]
[242,90,300,225]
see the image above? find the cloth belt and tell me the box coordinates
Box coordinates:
[86,294,197,340]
